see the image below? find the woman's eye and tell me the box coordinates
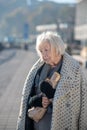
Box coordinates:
[39,50,42,53]
[45,49,48,52]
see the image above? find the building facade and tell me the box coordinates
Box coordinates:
[74,0,87,46]
[74,0,87,67]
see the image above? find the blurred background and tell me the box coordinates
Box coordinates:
[0,0,87,130]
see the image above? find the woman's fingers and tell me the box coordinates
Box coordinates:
[42,96,50,108]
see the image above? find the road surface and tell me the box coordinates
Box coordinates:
[0,45,38,130]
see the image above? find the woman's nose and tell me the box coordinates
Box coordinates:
[41,51,45,56]
[42,52,47,59]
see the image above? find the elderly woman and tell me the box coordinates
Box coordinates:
[17,31,87,130]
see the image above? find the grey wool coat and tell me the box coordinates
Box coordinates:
[16,52,87,130]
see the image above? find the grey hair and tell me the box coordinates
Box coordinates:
[36,31,65,57]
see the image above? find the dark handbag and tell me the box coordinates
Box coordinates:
[28,107,47,122]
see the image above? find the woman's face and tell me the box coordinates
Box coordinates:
[38,42,60,66]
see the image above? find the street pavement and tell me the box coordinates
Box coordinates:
[0,45,38,130]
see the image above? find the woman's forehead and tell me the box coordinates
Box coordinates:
[39,41,51,48]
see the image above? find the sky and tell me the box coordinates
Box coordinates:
[50,0,76,3]
[27,0,76,6]
[38,0,77,3]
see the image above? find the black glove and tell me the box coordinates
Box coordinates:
[40,80,55,99]
[29,94,42,107]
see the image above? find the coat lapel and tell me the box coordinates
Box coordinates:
[53,53,72,99]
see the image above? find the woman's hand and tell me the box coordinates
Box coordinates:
[42,96,51,108]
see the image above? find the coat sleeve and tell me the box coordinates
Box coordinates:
[16,59,43,130]
[79,68,87,130]
[16,70,35,130]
